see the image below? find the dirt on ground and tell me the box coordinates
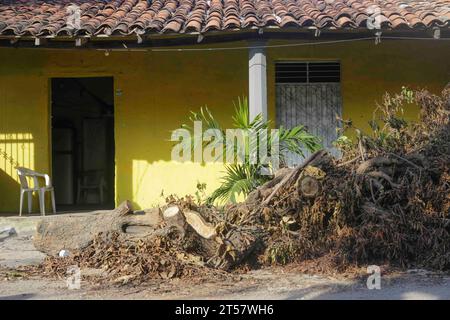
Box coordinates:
[1,233,449,300]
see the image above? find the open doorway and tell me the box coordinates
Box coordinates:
[51,77,115,211]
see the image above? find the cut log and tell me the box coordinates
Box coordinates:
[163,206,180,219]
[297,176,320,198]
[163,205,186,236]
[262,150,329,205]
[163,206,216,239]
[183,209,217,240]
[296,165,326,198]
[161,207,262,270]
[33,201,163,255]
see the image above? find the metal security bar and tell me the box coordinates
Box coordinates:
[275,62,340,84]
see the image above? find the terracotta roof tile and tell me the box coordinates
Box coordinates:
[0,0,448,37]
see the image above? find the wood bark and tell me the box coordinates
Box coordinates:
[209,226,262,270]
[162,206,187,237]
[161,206,261,270]
[34,201,163,255]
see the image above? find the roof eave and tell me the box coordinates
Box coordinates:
[0,27,448,49]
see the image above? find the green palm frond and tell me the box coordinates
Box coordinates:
[232,97,268,132]
[207,163,268,204]
[232,97,250,129]
[277,125,322,159]
[180,97,322,204]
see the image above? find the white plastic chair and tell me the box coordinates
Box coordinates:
[77,170,106,204]
[16,167,56,216]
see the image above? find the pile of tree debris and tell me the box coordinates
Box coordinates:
[34,199,263,283]
[33,88,450,282]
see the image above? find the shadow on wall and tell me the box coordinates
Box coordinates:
[0,168,20,211]
[0,133,41,213]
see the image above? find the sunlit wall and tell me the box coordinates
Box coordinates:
[0,39,449,212]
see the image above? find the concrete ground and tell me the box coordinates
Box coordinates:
[1,214,449,300]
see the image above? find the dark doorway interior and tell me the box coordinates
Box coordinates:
[51,77,115,211]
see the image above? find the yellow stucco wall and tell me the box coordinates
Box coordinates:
[0,42,248,212]
[0,39,449,212]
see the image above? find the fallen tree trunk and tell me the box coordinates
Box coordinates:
[34,202,262,271]
[34,201,163,255]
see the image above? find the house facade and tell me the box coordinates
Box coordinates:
[0,0,449,212]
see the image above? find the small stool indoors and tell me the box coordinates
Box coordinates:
[16,167,56,216]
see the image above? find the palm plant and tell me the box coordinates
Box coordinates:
[181,97,321,204]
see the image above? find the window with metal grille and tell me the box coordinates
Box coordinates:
[275,62,340,83]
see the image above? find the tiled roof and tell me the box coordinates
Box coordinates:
[0,0,449,37]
